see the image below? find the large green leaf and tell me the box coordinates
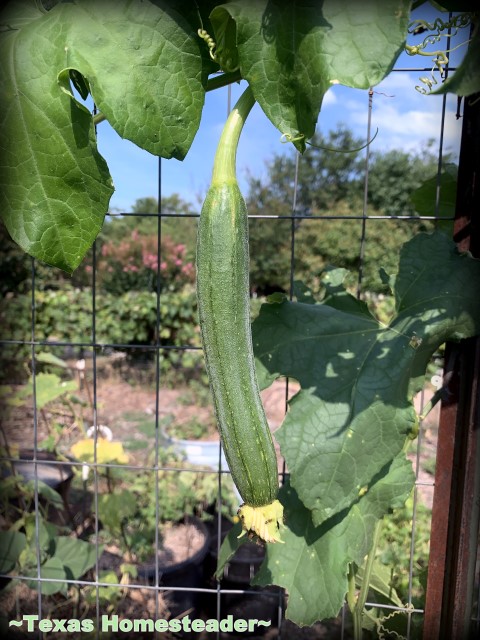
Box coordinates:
[54,537,99,581]
[356,562,404,608]
[23,513,57,556]
[0,0,46,27]
[0,530,27,573]
[0,0,206,271]
[219,231,480,626]
[26,480,64,510]
[253,232,480,527]
[21,536,98,595]
[215,521,248,580]
[210,0,411,152]
[25,556,66,595]
[12,373,78,409]
[0,13,113,272]
[252,458,414,626]
[410,164,457,219]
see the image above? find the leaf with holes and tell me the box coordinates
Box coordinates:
[0,0,206,271]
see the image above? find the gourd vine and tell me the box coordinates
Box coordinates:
[197,28,217,62]
[280,128,380,154]
[1,2,479,635]
[405,12,475,93]
[375,607,415,640]
[197,27,239,73]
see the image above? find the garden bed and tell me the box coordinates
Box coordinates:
[1,356,438,501]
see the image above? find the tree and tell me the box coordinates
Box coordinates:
[367,142,441,217]
[1,4,477,633]
[101,195,198,261]
[295,125,366,211]
[247,126,436,295]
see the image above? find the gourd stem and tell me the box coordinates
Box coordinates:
[211,86,255,185]
[346,562,357,613]
[206,69,242,93]
[92,112,106,126]
[349,429,414,637]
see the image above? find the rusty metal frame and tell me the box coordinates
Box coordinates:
[423,92,480,640]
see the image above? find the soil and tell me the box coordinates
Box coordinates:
[0,581,170,640]
[97,520,208,576]
[149,520,208,567]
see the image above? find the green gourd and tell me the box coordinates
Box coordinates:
[196,86,283,543]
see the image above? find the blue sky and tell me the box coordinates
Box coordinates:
[94,5,468,213]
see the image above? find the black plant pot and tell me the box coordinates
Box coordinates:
[202,520,284,637]
[137,517,211,624]
[1,449,74,512]
[0,450,75,590]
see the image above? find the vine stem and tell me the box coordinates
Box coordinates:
[210,85,255,185]
[349,433,415,638]
[92,112,106,126]
[206,69,242,92]
[351,519,384,640]
[347,563,357,613]
[419,386,444,420]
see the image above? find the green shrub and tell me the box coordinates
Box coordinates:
[0,284,271,385]
[93,229,195,295]
[0,285,201,383]
[377,496,431,608]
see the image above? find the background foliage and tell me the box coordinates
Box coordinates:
[1,126,451,387]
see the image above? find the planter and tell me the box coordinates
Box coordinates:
[202,519,284,635]
[162,430,228,468]
[137,516,211,622]
[1,449,74,504]
[161,431,242,502]
[1,449,75,530]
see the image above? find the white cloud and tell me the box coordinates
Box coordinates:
[374,71,427,98]
[341,80,462,157]
[377,107,460,156]
[321,90,337,107]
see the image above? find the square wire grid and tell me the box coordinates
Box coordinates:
[0,42,476,640]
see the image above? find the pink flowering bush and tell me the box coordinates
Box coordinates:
[95,230,195,295]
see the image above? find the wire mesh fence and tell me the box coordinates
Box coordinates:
[0,9,479,640]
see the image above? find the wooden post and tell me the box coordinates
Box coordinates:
[423,92,480,639]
